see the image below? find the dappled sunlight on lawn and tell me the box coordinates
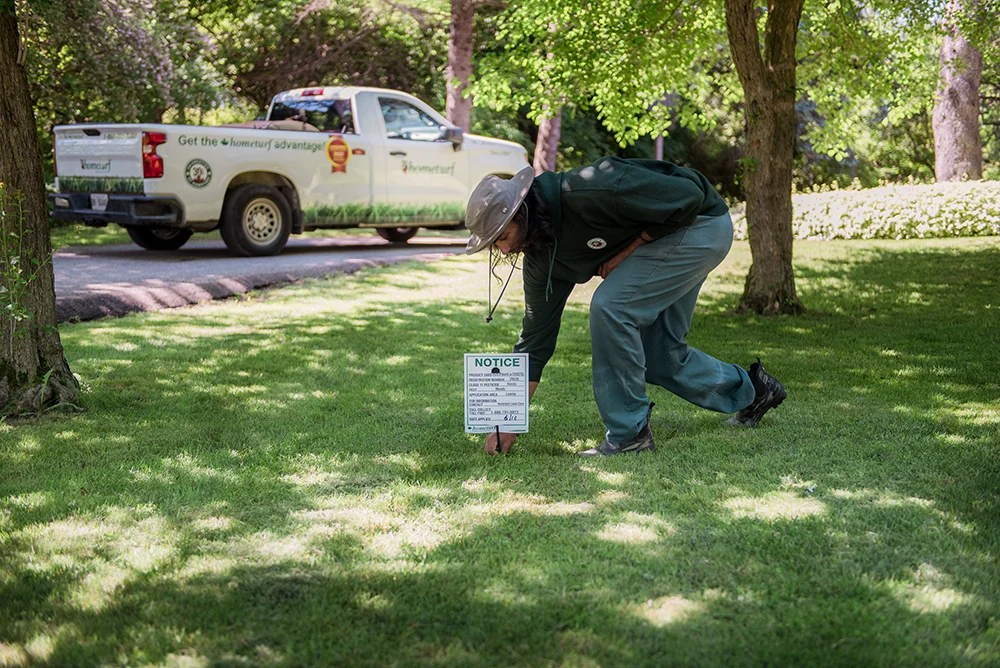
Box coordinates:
[0,636,55,666]
[2,239,998,665]
[596,512,676,545]
[889,563,973,614]
[15,507,178,612]
[631,595,706,627]
[723,490,827,521]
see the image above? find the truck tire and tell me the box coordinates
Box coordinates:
[376,227,419,243]
[127,227,193,251]
[221,184,292,256]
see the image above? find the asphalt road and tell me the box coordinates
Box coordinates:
[53,235,468,322]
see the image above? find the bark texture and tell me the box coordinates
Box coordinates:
[0,8,79,415]
[725,0,804,315]
[933,27,983,181]
[533,108,561,174]
[445,0,475,132]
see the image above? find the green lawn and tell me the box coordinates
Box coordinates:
[48,224,468,250]
[2,238,998,666]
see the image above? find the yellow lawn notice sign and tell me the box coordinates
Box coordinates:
[464,353,530,434]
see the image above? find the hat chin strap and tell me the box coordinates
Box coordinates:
[485,199,528,323]
[486,244,517,324]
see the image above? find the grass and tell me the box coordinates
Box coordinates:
[57,177,145,195]
[303,202,466,226]
[48,223,469,250]
[2,237,999,666]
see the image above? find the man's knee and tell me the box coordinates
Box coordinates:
[590,290,629,333]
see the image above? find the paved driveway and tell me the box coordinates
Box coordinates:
[54,236,467,322]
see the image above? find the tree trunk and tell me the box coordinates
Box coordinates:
[725,0,804,315]
[933,25,983,181]
[533,108,561,173]
[445,0,474,132]
[0,7,79,415]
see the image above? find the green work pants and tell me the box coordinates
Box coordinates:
[589,212,755,443]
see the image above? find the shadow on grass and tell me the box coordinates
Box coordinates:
[2,501,995,665]
[1,243,998,665]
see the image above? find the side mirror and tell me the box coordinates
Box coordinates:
[441,126,464,150]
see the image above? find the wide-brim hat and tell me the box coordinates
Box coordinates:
[465,164,535,254]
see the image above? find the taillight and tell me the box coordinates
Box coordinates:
[301,88,324,96]
[143,131,167,178]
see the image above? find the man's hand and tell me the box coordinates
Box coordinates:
[485,431,518,454]
[598,234,651,279]
[483,381,537,455]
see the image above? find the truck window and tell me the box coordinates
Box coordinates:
[269,98,355,133]
[378,98,442,142]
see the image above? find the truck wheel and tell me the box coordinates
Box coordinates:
[376,227,419,243]
[221,184,292,256]
[127,227,193,251]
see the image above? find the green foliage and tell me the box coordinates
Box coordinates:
[0,187,51,356]
[21,0,999,194]
[469,0,1000,193]
[24,0,176,177]
[795,0,941,161]
[796,104,937,189]
[473,0,725,145]
[473,0,943,155]
[188,0,447,113]
[731,181,1000,240]
[1,238,998,664]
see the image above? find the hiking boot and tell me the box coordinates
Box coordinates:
[578,403,656,457]
[725,358,786,427]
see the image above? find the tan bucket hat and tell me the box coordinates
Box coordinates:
[465,164,535,254]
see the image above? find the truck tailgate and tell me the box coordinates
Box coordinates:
[54,126,145,194]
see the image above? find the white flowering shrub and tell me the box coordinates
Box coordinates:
[730,181,1000,240]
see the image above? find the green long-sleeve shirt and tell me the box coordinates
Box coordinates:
[512,156,728,382]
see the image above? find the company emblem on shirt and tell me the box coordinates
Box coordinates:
[587,237,607,250]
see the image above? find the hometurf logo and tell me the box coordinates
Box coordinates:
[401,161,456,177]
[80,160,112,172]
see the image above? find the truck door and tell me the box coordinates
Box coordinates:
[375,96,467,225]
[267,93,374,227]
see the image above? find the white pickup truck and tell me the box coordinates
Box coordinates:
[49,86,529,256]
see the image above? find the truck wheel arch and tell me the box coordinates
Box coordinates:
[223,171,303,234]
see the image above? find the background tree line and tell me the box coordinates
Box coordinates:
[22,0,999,193]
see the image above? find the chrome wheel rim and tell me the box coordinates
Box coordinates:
[243,198,280,244]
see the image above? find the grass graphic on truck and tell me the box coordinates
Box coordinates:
[303,202,465,226]
[59,176,144,194]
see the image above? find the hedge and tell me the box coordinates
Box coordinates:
[730,181,1000,240]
